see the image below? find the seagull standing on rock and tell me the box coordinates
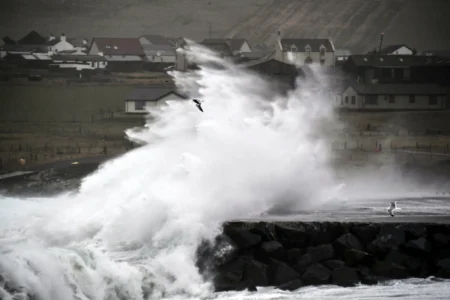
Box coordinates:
[387,201,398,217]
[193,99,204,112]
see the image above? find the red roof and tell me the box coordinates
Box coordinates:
[91,38,144,55]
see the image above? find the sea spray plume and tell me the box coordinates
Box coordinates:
[0,41,342,299]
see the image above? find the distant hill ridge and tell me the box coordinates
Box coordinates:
[1,0,450,53]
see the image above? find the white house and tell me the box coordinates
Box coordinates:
[380,44,415,55]
[338,84,448,110]
[51,54,107,70]
[139,35,177,63]
[335,49,351,63]
[201,38,252,55]
[124,87,187,113]
[47,34,75,54]
[274,32,336,67]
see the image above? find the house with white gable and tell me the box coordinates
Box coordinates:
[380,44,415,55]
[274,32,336,67]
[124,87,187,113]
[46,33,75,54]
[139,34,176,63]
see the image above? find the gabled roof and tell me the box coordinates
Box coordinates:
[349,84,447,95]
[18,30,47,45]
[140,35,172,47]
[280,38,334,52]
[380,44,413,54]
[141,44,176,56]
[201,38,249,52]
[200,40,234,56]
[346,55,450,67]
[2,36,16,45]
[91,38,144,56]
[52,54,106,62]
[125,87,187,101]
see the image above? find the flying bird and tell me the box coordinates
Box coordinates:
[386,201,398,217]
[193,99,204,112]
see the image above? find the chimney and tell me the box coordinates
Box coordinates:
[276,30,283,51]
[49,34,55,41]
[61,33,66,42]
[82,39,88,45]
[378,32,384,54]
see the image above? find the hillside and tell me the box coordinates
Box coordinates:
[1,0,450,53]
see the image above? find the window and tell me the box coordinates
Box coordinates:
[366,95,378,105]
[403,68,411,79]
[134,100,146,110]
[320,47,325,56]
[384,95,388,101]
[429,95,438,105]
[345,96,348,103]
[305,45,311,54]
[409,95,415,103]
[291,45,297,52]
[389,95,395,103]
[351,96,356,105]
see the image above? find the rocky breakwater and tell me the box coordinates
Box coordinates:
[197,221,450,292]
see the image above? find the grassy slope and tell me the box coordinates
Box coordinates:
[2,0,450,53]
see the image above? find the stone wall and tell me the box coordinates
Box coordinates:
[196,221,450,292]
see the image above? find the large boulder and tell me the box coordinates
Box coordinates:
[405,237,432,254]
[267,259,301,286]
[301,264,331,285]
[223,227,262,250]
[384,250,421,272]
[433,233,450,247]
[322,260,346,271]
[249,222,276,242]
[274,224,308,248]
[331,267,360,287]
[396,224,427,239]
[214,258,246,292]
[367,226,406,256]
[243,259,268,287]
[277,279,303,291]
[256,241,285,262]
[372,261,410,279]
[334,233,364,254]
[286,248,304,264]
[344,249,373,267]
[350,224,379,245]
[306,244,334,262]
[293,253,314,273]
[436,258,450,278]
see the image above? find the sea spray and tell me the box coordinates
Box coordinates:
[0,41,341,299]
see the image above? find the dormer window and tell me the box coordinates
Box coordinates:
[305,45,311,54]
[320,45,326,56]
[290,45,298,52]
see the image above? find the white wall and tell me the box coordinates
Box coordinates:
[388,46,413,55]
[341,87,363,109]
[275,47,335,66]
[50,40,75,53]
[146,55,175,63]
[88,42,100,55]
[240,41,252,53]
[125,93,186,113]
[362,94,445,110]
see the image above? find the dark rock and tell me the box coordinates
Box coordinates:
[224,227,262,249]
[405,237,432,253]
[293,253,314,272]
[267,259,301,286]
[344,249,373,267]
[274,224,308,248]
[396,224,427,239]
[367,227,406,256]
[247,285,257,292]
[419,260,435,278]
[307,244,334,262]
[334,233,364,254]
[331,267,360,287]
[322,260,346,271]
[372,261,410,279]
[433,233,450,247]
[438,248,450,260]
[277,279,303,291]
[436,258,450,270]
[243,259,268,287]
[286,248,304,264]
[310,222,332,245]
[359,267,389,285]
[301,264,331,285]
[350,224,379,245]
[257,241,285,261]
[249,222,276,242]
[384,250,421,271]
[214,258,246,292]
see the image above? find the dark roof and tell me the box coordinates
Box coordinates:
[239,51,277,68]
[201,38,249,52]
[280,38,334,52]
[0,44,46,53]
[52,54,106,62]
[380,44,413,54]
[18,30,47,45]
[349,84,447,95]
[140,35,172,47]
[141,44,175,56]
[2,36,16,45]
[421,50,450,58]
[346,55,450,67]
[91,38,144,56]
[125,88,187,101]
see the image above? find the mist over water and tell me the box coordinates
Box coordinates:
[0,41,448,299]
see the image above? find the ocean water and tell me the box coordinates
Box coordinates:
[1,41,449,300]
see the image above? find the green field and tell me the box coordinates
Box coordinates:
[0,85,135,122]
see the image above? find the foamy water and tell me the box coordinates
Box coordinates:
[1,41,449,300]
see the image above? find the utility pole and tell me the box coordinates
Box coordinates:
[378,32,384,54]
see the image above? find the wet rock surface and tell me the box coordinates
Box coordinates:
[200,221,450,292]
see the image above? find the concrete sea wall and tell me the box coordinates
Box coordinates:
[197,221,450,292]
